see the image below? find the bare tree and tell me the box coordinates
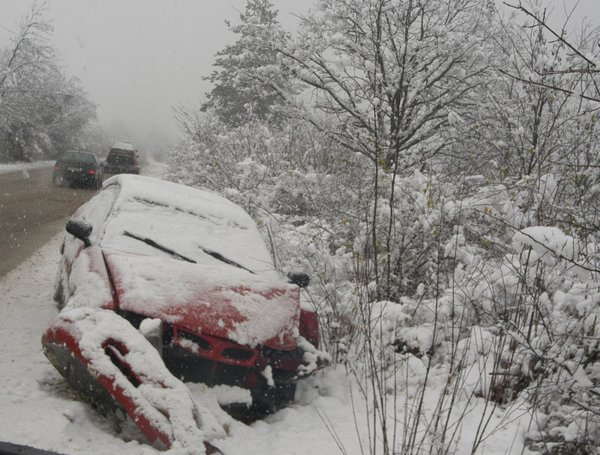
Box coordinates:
[280,0,495,169]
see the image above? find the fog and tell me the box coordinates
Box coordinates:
[1,0,313,157]
[0,0,598,157]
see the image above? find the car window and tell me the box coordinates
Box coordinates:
[59,151,79,161]
[60,151,96,163]
[80,153,96,163]
[107,150,135,165]
[100,194,278,277]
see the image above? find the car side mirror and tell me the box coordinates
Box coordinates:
[288,272,310,288]
[66,219,92,247]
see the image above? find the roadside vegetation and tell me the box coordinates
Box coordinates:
[0,3,96,162]
[169,0,600,453]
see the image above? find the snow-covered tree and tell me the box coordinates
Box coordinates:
[202,0,295,127]
[458,4,600,179]
[281,0,496,170]
[274,0,498,301]
[170,1,600,451]
[0,4,96,161]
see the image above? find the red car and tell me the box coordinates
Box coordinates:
[43,175,327,452]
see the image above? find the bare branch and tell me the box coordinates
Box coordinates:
[498,68,600,104]
[503,1,597,68]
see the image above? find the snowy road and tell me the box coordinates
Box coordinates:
[0,167,95,278]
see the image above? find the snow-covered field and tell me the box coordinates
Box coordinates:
[0,161,533,454]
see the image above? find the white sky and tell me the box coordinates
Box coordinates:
[0,0,599,152]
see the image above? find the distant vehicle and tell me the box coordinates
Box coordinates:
[52,151,103,189]
[43,175,328,451]
[103,141,140,175]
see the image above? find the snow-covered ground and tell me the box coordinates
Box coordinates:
[0,160,55,175]
[0,160,533,454]
[0,241,533,454]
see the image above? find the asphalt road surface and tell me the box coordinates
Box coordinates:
[0,167,96,278]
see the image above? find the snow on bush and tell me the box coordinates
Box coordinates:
[168,44,600,451]
[513,226,579,265]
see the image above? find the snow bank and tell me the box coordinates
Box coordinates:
[0,160,54,175]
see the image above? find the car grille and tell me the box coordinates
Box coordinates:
[178,331,211,351]
[163,346,252,386]
[163,327,260,386]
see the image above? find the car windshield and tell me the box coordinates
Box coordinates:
[107,151,135,165]
[123,229,255,273]
[60,151,95,163]
[96,179,278,277]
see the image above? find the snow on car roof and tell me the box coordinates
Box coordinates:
[111,141,136,151]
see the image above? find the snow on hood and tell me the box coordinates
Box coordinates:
[105,253,300,349]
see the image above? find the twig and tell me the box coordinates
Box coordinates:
[503,1,597,68]
[497,69,600,104]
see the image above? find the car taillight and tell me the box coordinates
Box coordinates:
[88,169,97,175]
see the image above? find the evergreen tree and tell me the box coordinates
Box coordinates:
[202,0,294,127]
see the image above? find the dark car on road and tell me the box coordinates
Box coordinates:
[103,142,140,175]
[52,151,103,189]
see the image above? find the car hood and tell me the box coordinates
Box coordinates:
[104,252,300,350]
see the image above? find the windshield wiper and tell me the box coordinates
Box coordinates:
[197,244,255,274]
[124,231,197,264]
[123,230,254,274]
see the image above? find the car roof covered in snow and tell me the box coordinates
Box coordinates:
[111,141,136,151]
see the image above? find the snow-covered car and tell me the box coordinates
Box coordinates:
[42,175,327,452]
[102,141,140,175]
